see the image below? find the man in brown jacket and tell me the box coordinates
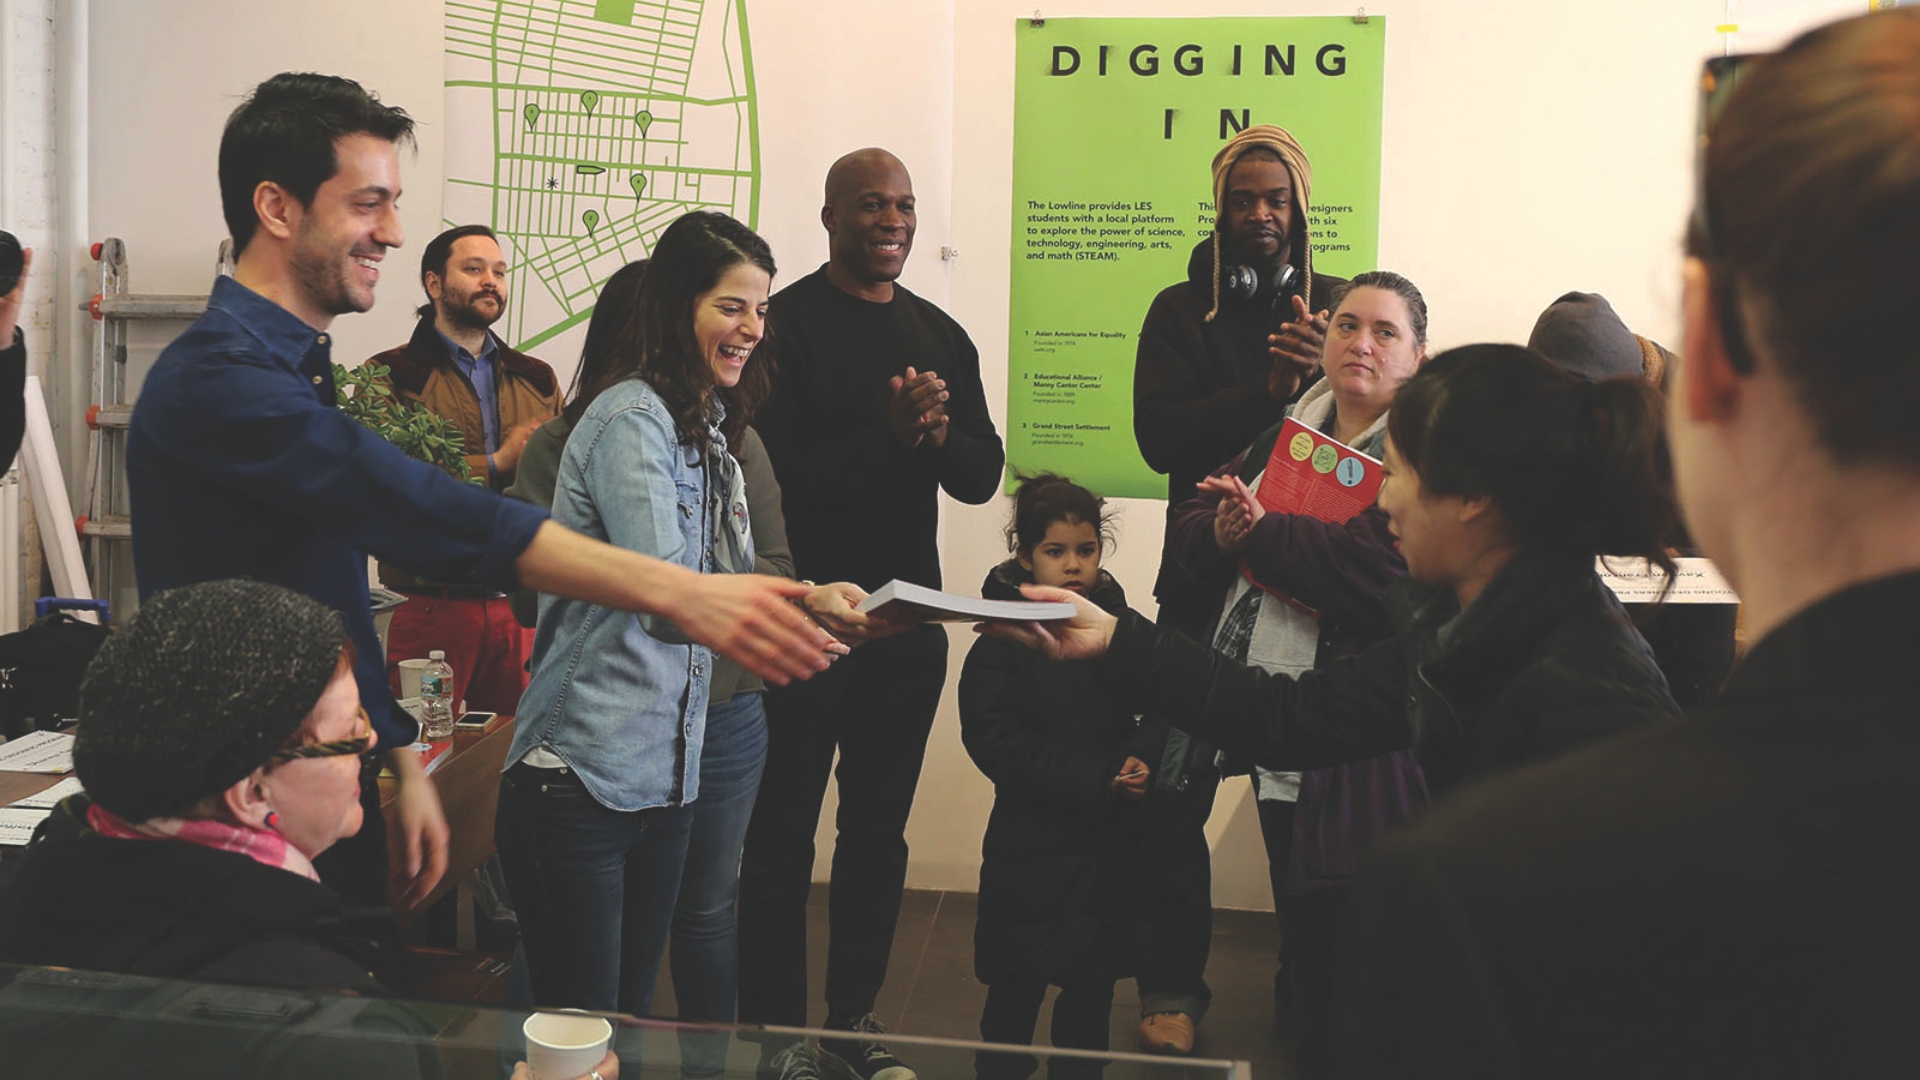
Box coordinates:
[363,224,561,715]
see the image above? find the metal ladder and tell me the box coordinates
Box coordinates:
[78,237,232,610]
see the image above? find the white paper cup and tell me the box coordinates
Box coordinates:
[397,658,431,700]
[523,1010,611,1080]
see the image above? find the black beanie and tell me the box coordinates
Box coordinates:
[74,579,347,823]
[1526,291,1646,382]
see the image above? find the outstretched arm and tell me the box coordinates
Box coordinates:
[515,522,838,685]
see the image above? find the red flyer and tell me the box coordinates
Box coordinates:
[1239,418,1384,613]
[1254,417,1384,520]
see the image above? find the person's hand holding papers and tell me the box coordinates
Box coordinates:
[798,581,907,647]
[974,583,1117,663]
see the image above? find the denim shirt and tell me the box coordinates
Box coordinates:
[127,276,549,749]
[509,377,746,811]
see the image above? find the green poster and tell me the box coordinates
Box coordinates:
[1007,16,1385,498]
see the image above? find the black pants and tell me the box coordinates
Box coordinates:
[1285,888,1349,1080]
[1257,793,1346,1080]
[977,979,1115,1080]
[1256,794,1298,1001]
[735,626,947,1025]
[313,756,390,909]
[1134,765,1219,1018]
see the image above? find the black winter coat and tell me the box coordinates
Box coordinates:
[0,796,393,990]
[1340,569,1920,1080]
[959,563,1151,986]
[0,796,437,1079]
[1107,551,1681,798]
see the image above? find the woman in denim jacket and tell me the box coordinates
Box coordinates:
[496,211,782,1015]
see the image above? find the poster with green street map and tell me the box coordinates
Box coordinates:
[444,0,759,355]
[1008,16,1384,499]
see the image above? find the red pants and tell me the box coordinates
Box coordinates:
[384,593,533,716]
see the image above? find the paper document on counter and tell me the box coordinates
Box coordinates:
[9,776,83,809]
[1597,557,1740,604]
[0,807,53,846]
[0,730,75,773]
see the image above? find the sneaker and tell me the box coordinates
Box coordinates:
[764,1041,825,1080]
[1137,1011,1196,1055]
[818,1013,917,1080]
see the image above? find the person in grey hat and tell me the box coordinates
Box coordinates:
[1526,291,1651,382]
[1526,289,1736,708]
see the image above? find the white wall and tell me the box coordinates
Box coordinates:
[75,0,1853,909]
[86,0,448,369]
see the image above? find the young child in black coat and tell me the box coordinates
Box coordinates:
[959,474,1152,1080]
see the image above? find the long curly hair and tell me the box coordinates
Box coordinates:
[568,211,775,455]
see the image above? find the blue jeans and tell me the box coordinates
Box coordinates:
[672,691,768,1077]
[496,761,695,1015]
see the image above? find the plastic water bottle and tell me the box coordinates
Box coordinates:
[421,650,456,739]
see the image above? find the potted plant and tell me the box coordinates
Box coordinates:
[333,362,481,483]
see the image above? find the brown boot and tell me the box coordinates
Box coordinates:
[1137,1011,1196,1055]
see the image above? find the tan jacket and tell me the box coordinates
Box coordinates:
[364,317,561,588]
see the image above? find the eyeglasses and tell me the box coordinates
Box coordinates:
[268,707,375,763]
[1690,52,1763,374]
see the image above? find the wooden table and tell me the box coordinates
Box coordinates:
[0,715,517,928]
[0,768,63,813]
[380,713,517,925]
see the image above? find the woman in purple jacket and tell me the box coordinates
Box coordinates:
[1166,270,1428,1078]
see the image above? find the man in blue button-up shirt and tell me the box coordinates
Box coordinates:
[128,72,840,912]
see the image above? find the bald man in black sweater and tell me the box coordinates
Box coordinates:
[738,148,1002,1080]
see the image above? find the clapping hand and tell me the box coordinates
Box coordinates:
[0,246,31,344]
[888,367,949,449]
[1267,293,1327,401]
[1198,474,1265,553]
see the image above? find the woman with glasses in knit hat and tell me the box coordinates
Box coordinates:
[0,579,400,990]
[0,578,618,1080]
[1129,123,1348,1055]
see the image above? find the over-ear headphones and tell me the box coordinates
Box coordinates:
[1220,260,1299,305]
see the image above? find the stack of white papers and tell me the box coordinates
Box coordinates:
[0,732,81,846]
[0,778,84,847]
[0,730,76,773]
[856,580,1078,623]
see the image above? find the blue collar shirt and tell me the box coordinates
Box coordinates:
[128,276,549,747]
[437,327,501,475]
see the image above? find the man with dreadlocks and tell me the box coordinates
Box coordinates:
[1125,124,1347,1056]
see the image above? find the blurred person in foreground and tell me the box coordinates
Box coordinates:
[1329,11,1920,1077]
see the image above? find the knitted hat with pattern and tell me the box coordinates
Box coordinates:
[1206,124,1316,322]
[74,579,347,823]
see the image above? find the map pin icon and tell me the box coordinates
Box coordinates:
[634,109,653,136]
[581,90,600,115]
[583,209,600,235]
[523,103,541,129]
[629,173,648,198]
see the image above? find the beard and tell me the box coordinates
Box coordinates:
[442,289,505,331]
[1228,223,1290,273]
